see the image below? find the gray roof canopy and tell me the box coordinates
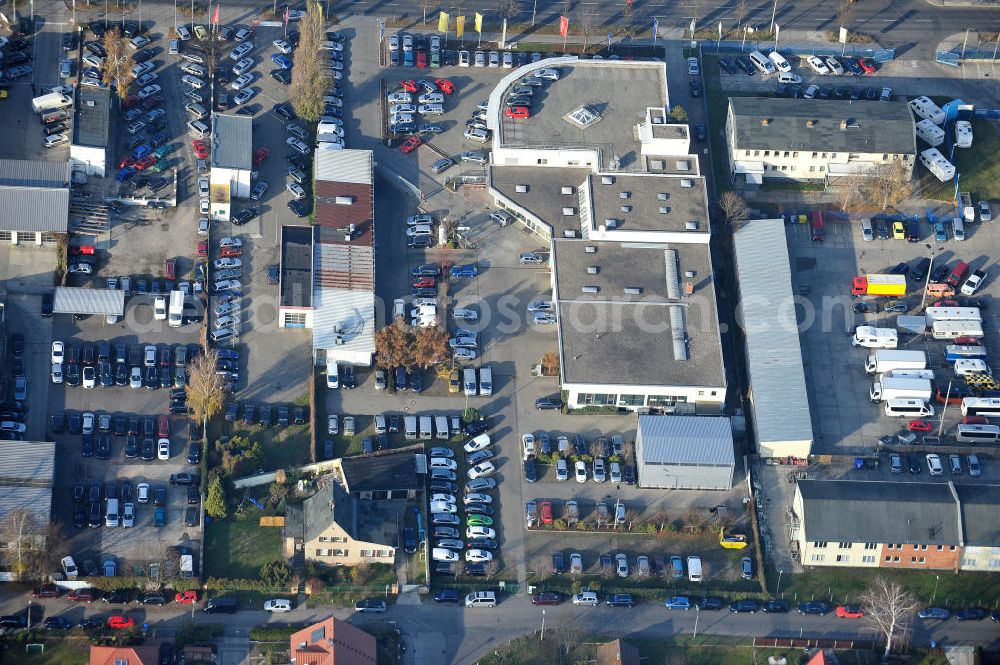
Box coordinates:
[53,287,125,315]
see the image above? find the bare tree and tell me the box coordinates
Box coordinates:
[734,0,748,29]
[101,29,135,100]
[0,509,48,580]
[837,0,853,29]
[622,0,633,20]
[483,558,500,580]
[291,2,332,122]
[621,439,635,463]
[668,104,688,122]
[187,350,228,424]
[861,577,919,658]
[836,171,869,213]
[718,191,750,227]
[579,7,598,53]
[420,0,440,25]
[870,160,912,210]
[498,0,520,19]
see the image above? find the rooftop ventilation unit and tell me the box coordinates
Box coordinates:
[840,119,860,129]
[561,186,574,195]
[623,287,642,295]
[585,245,597,253]
[601,176,615,185]
[807,119,817,127]
[562,207,576,216]
[515,184,529,193]
[620,205,632,213]
[680,179,693,188]
[659,206,671,214]
[566,105,601,128]
[684,270,696,278]
[761,118,771,126]
[563,229,577,238]
[668,305,689,361]
[685,221,699,231]
[658,193,669,201]
[604,218,620,228]
[649,159,665,170]
[586,266,599,275]
[676,160,691,171]
[665,249,680,300]
[619,191,631,199]
[335,196,355,205]
[581,285,599,294]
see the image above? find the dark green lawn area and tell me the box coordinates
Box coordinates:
[5,638,90,665]
[920,118,1000,202]
[204,517,282,579]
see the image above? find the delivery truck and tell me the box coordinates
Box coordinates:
[853,326,898,349]
[869,377,933,402]
[31,92,73,114]
[896,315,927,336]
[865,350,927,374]
[851,274,906,297]
[924,306,981,323]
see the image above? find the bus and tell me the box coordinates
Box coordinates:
[960,397,1000,418]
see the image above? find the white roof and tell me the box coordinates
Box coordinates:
[315,148,372,184]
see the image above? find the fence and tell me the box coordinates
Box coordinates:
[713,41,894,63]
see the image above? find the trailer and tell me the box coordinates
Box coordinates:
[851,274,906,297]
[869,377,933,402]
[931,319,984,339]
[919,148,956,182]
[865,350,927,374]
[896,315,927,336]
[959,192,975,222]
[915,118,945,147]
[879,369,936,381]
[908,96,946,125]
[954,120,973,148]
[924,306,981,323]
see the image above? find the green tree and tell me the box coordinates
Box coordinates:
[260,560,291,588]
[290,2,332,121]
[205,476,227,518]
[669,105,688,122]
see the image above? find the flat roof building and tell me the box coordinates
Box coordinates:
[725,97,917,185]
[732,218,813,459]
[277,225,314,328]
[210,113,253,213]
[635,415,735,490]
[71,86,110,177]
[0,441,55,553]
[485,58,725,413]
[0,159,71,244]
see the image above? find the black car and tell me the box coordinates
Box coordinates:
[930,263,950,283]
[121,479,133,502]
[888,261,910,276]
[912,257,931,280]
[170,472,198,486]
[698,597,723,610]
[96,435,111,459]
[797,601,831,615]
[955,607,986,621]
[718,56,738,74]
[876,219,891,239]
[288,199,311,218]
[524,458,538,482]
[50,412,66,434]
[124,435,139,458]
[908,454,922,475]
[133,48,154,63]
[270,68,291,84]
[407,369,420,393]
[72,482,86,502]
[80,616,105,629]
[153,486,167,506]
[343,365,357,389]
[188,443,201,464]
[259,405,272,427]
[225,402,238,421]
[184,507,199,527]
[144,365,159,388]
[433,589,460,603]
[0,614,27,628]
[103,588,132,604]
[762,599,789,613]
[388,415,401,433]
[736,56,757,75]
[127,416,140,436]
[730,599,760,613]
[277,406,290,426]
[73,504,86,528]
[41,291,54,317]
[232,207,259,225]
[623,464,636,485]
[464,563,488,576]
[606,594,636,608]
[88,501,102,527]
[69,413,83,434]
[138,592,167,606]
[293,406,306,425]
[535,396,562,410]
[904,221,920,242]
[274,102,296,121]
[688,78,702,97]
[430,480,457,493]
[105,480,117,500]
[243,403,255,426]
[81,433,95,457]
[464,419,490,436]
[142,438,156,461]
[394,366,407,391]
[465,503,494,516]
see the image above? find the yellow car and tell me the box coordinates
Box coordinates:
[449,370,461,393]
[892,221,905,240]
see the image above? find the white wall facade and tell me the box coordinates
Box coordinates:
[70,145,106,177]
[210,165,251,199]
[491,145,600,170]
[959,546,1000,572]
[564,381,726,412]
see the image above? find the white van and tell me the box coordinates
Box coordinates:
[749,50,776,74]
[393,298,406,320]
[404,415,418,440]
[464,127,490,143]
[952,218,965,241]
[768,51,792,72]
[169,39,180,55]
[686,556,703,582]
[571,591,599,606]
[419,415,434,439]
[326,361,340,389]
[884,398,934,418]
[777,72,801,84]
[105,498,120,528]
[479,366,493,396]
[463,369,477,396]
[852,326,897,349]
[465,591,497,607]
[434,415,450,440]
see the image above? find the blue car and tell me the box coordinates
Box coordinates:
[404,51,414,67]
[933,221,947,242]
[665,596,692,610]
[271,53,292,69]
[149,129,170,148]
[394,366,407,391]
[132,144,152,159]
[116,167,136,182]
[450,264,478,278]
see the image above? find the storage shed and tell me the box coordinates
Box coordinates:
[635,415,735,490]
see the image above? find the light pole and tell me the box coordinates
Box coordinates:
[776,569,784,596]
[531,0,538,27]
[961,27,972,59]
[931,575,940,604]
[693,605,700,638]
[540,608,546,640]
[769,0,779,33]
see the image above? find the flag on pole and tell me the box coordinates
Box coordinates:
[775,24,780,36]
[456,15,465,38]
[607,32,612,48]
[212,3,220,27]
[474,12,483,33]
[559,15,569,38]
[283,6,289,28]
[838,26,847,43]
[652,17,658,37]
[438,11,449,33]
[718,21,722,38]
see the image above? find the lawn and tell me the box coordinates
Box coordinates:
[921,118,1000,202]
[203,517,282,579]
[227,420,312,472]
[4,638,90,665]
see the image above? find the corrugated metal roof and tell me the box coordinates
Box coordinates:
[53,287,126,315]
[312,286,376,362]
[0,158,69,187]
[0,441,55,527]
[314,241,373,291]
[0,187,69,232]
[315,149,373,184]
[637,415,735,466]
[211,114,253,170]
[733,219,814,451]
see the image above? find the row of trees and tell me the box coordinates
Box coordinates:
[290,1,332,122]
[373,317,450,372]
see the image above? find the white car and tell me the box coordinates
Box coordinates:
[459,50,470,67]
[430,457,458,471]
[454,348,477,361]
[264,599,292,613]
[45,134,70,148]
[463,434,491,453]
[467,462,496,479]
[387,91,412,104]
[157,438,170,460]
[153,296,167,320]
[806,55,831,75]
[234,87,257,104]
[137,483,150,503]
[418,104,444,115]
[181,62,207,77]
[272,39,293,54]
[474,50,486,67]
[130,366,142,388]
[321,40,343,51]
[231,73,254,90]
[824,56,845,75]
[214,279,242,292]
[430,500,457,513]
[390,103,416,116]
[51,363,63,384]
[768,51,792,73]
[555,458,568,481]
[182,74,205,89]
[232,57,255,76]
[574,460,587,483]
[198,176,210,197]
[52,341,65,364]
[200,198,210,215]
[213,257,242,269]
[488,51,500,67]
[431,493,457,503]
[286,137,310,155]
[327,414,339,434]
[138,84,162,99]
[466,549,493,563]
[527,300,553,312]
[593,457,606,482]
[961,271,985,296]
[687,57,699,75]
[131,61,155,77]
[535,68,560,81]
[532,312,556,325]
[177,25,192,40]
[467,526,496,540]
[802,84,819,99]
[122,502,135,528]
[453,308,478,321]
[229,41,254,61]
[432,547,459,562]
[286,181,306,199]
[464,492,493,504]
[418,92,444,105]
[219,236,242,248]
[61,556,78,579]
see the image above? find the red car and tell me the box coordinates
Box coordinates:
[175,590,199,604]
[32,584,60,598]
[530,591,563,606]
[857,58,876,74]
[164,258,176,281]
[505,106,530,119]
[908,419,932,432]
[954,336,981,345]
[124,94,142,109]
[835,605,865,619]
[253,147,270,166]
[435,78,455,94]
[400,136,423,154]
[197,240,208,257]
[143,96,164,111]
[220,246,242,258]
[416,50,428,68]
[69,245,96,256]
[68,588,97,603]
[118,156,135,169]
[412,276,436,289]
[400,79,418,93]
[192,139,209,159]
[932,299,959,308]
[108,615,136,629]
[539,500,553,525]
[134,155,157,171]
